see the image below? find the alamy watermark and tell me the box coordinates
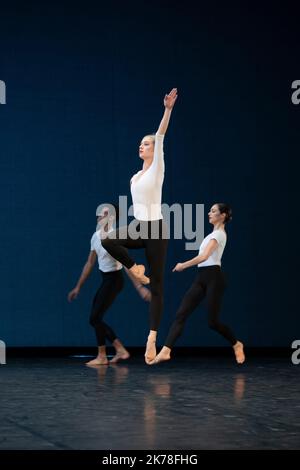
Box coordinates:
[291,80,300,105]
[0,340,6,364]
[96,196,205,250]
[0,80,6,104]
[291,340,300,365]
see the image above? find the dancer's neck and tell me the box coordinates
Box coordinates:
[142,159,153,171]
[213,223,225,231]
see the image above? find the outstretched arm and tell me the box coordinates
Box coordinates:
[173,240,218,272]
[68,251,97,301]
[150,88,178,175]
[157,88,178,135]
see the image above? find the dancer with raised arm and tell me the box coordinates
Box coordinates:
[102,89,178,363]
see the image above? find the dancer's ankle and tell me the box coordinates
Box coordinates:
[148,330,157,343]
[129,263,137,271]
[161,346,171,355]
[97,353,108,360]
[113,338,126,352]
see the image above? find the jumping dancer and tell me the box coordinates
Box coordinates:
[102,88,178,363]
[151,203,245,365]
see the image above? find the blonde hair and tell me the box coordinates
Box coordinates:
[143,134,155,146]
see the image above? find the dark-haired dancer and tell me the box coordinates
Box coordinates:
[151,203,245,365]
[102,89,178,364]
[68,204,151,365]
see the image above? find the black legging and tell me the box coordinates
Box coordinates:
[89,270,124,346]
[102,219,168,331]
[165,265,237,348]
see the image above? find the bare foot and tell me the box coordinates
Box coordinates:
[233,341,245,364]
[145,340,157,364]
[149,347,171,365]
[130,264,150,285]
[86,356,109,366]
[110,349,130,364]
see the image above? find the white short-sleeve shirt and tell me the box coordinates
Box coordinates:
[198,229,227,267]
[90,230,122,272]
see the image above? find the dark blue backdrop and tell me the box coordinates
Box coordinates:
[0,1,298,346]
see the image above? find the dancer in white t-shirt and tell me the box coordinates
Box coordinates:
[68,204,151,365]
[151,203,245,365]
[102,89,178,363]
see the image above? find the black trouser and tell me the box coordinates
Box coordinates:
[165,265,237,348]
[102,219,168,331]
[89,270,124,346]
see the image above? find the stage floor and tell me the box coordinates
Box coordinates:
[0,356,299,450]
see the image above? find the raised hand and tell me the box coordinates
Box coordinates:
[164,88,178,110]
